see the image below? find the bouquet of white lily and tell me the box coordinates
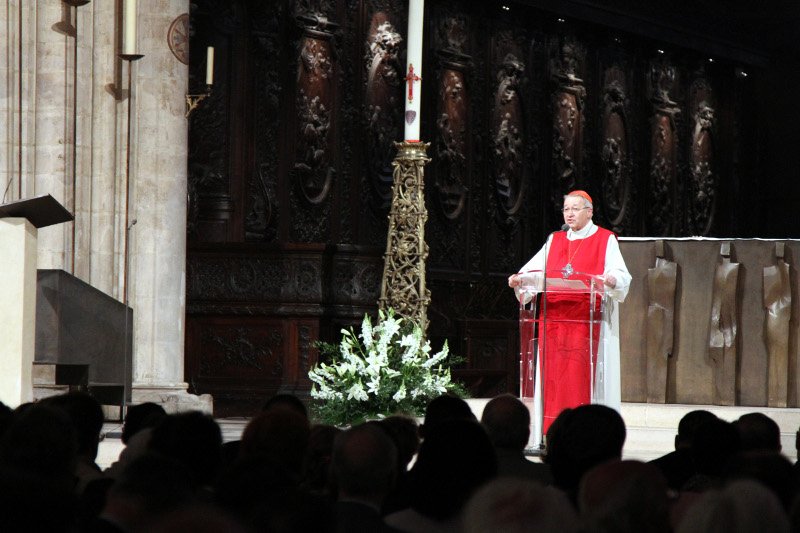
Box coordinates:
[308,308,465,426]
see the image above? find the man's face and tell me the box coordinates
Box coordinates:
[562,195,592,231]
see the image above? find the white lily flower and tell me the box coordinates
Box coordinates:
[392,382,407,402]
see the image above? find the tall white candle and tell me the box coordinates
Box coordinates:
[403,0,424,141]
[206,47,215,85]
[122,0,137,56]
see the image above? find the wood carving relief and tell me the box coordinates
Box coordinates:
[199,326,283,377]
[293,15,336,205]
[688,74,716,235]
[647,59,680,236]
[364,11,404,210]
[646,240,678,403]
[245,5,283,242]
[290,7,339,242]
[433,16,469,221]
[492,50,526,221]
[600,66,632,232]
[708,242,739,405]
[187,256,322,306]
[763,243,791,407]
[550,36,585,212]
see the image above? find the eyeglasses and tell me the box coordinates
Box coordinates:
[562,207,588,214]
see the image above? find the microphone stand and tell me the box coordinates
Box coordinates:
[535,223,568,450]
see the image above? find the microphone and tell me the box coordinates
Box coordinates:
[561,224,569,231]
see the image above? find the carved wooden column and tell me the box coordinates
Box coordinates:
[709,242,739,405]
[764,242,791,407]
[688,72,716,236]
[379,142,431,332]
[646,240,677,403]
[647,58,680,236]
[549,36,585,212]
[433,17,469,223]
[599,65,632,234]
[290,9,338,242]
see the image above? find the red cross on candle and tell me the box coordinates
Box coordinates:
[405,64,421,103]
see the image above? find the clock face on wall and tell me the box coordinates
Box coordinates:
[168,13,190,65]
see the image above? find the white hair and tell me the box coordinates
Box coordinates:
[463,478,579,533]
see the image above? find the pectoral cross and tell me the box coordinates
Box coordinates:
[405,64,421,103]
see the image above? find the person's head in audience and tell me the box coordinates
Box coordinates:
[735,412,781,452]
[42,391,104,467]
[0,463,77,532]
[122,402,167,444]
[462,478,578,533]
[676,479,789,533]
[676,410,718,450]
[301,424,342,494]
[0,403,77,489]
[148,411,223,488]
[261,392,308,419]
[544,404,626,500]
[419,394,475,437]
[379,415,420,472]
[240,406,311,479]
[579,459,671,533]
[690,417,740,483]
[147,504,249,533]
[408,418,497,521]
[216,453,334,532]
[97,452,199,532]
[481,393,530,452]
[0,400,14,440]
[330,422,398,508]
[725,451,798,510]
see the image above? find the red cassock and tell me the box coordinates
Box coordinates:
[540,228,612,433]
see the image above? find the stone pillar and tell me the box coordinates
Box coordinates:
[0,1,37,203]
[34,2,71,270]
[128,0,210,411]
[86,0,123,296]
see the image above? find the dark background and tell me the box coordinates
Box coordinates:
[185,0,800,415]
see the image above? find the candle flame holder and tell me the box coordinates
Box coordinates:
[185,85,212,118]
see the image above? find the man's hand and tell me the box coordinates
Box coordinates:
[604,274,617,288]
[508,274,521,288]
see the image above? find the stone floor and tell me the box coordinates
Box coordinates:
[97,417,249,470]
[96,402,800,470]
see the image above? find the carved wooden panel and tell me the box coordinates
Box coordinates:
[599,64,634,234]
[483,24,533,275]
[428,6,471,272]
[647,57,681,236]
[687,71,716,236]
[289,8,339,242]
[454,319,518,398]
[244,4,284,242]
[186,317,287,416]
[549,35,586,213]
[359,0,406,246]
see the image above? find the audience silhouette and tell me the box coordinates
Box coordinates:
[0,391,798,532]
[481,393,553,485]
[650,409,718,491]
